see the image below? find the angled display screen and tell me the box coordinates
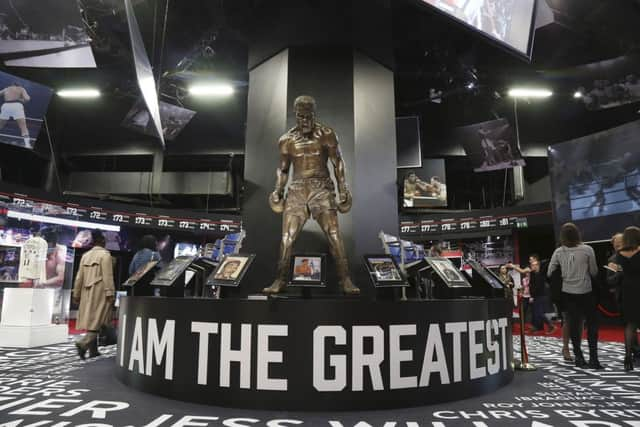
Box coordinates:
[421,0,537,56]
[0,70,53,150]
[0,0,96,68]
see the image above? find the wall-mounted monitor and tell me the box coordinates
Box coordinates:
[401,159,447,209]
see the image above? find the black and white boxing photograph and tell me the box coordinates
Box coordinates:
[0,70,52,149]
[0,0,95,67]
[456,118,526,172]
[427,256,471,287]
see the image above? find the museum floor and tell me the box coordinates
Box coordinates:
[1,332,639,427]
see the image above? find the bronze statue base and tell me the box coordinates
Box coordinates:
[339,278,360,295]
[262,279,361,295]
[262,279,287,294]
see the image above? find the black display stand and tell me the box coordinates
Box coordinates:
[149,256,196,297]
[117,296,513,411]
[186,258,218,298]
[466,260,506,298]
[122,261,159,297]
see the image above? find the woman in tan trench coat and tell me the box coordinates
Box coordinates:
[72,231,115,360]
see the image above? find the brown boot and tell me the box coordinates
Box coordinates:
[336,259,360,295]
[263,262,289,294]
[339,277,360,295]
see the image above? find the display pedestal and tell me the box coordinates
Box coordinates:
[117,296,513,411]
[0,288,68,348]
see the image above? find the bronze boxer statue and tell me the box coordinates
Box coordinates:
[263,95,360,295]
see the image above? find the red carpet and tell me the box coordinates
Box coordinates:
[68,319,118,335]
[513,320,625,342]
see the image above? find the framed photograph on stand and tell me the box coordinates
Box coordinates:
[207,254,255,288]
[364,254,407,288]
[289,254,326,287]
[426,257,472,288]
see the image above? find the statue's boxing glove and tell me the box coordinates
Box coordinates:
[269,191,285,213]
[337,188,352,213]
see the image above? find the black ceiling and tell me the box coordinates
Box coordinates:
[1,0,639,195]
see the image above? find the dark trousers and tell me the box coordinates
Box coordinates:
[532,295,552,330]
[521,297,531,323]
[564,291,599,360]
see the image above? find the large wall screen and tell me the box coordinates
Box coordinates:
[548,120,640,243]
[421,0,537,57]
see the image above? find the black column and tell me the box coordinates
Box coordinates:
[242,1,398,297]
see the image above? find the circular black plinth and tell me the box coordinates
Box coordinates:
[116,297,513,411]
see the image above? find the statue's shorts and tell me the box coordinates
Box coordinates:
[284,177,337,220]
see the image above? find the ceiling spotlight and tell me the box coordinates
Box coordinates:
[508,88,553,99]
[57,88,101,98]
[573,91,583,99]
[188,83,234,97]
[466,82,475,90]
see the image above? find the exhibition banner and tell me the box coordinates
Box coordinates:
[399,201,552,237]
[116,297,513,411]
[0,182,242,235]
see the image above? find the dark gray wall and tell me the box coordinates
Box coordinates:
[352,51,399,278]
[241,50,290,293]
[66,171,231,195]
[248,0,393,71]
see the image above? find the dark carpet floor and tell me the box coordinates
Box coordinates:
[1,336,639,426]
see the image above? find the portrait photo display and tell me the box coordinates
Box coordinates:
[289,254,326,287]
[208,254,255,287]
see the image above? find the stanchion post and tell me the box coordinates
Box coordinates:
[514,292,536,371]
